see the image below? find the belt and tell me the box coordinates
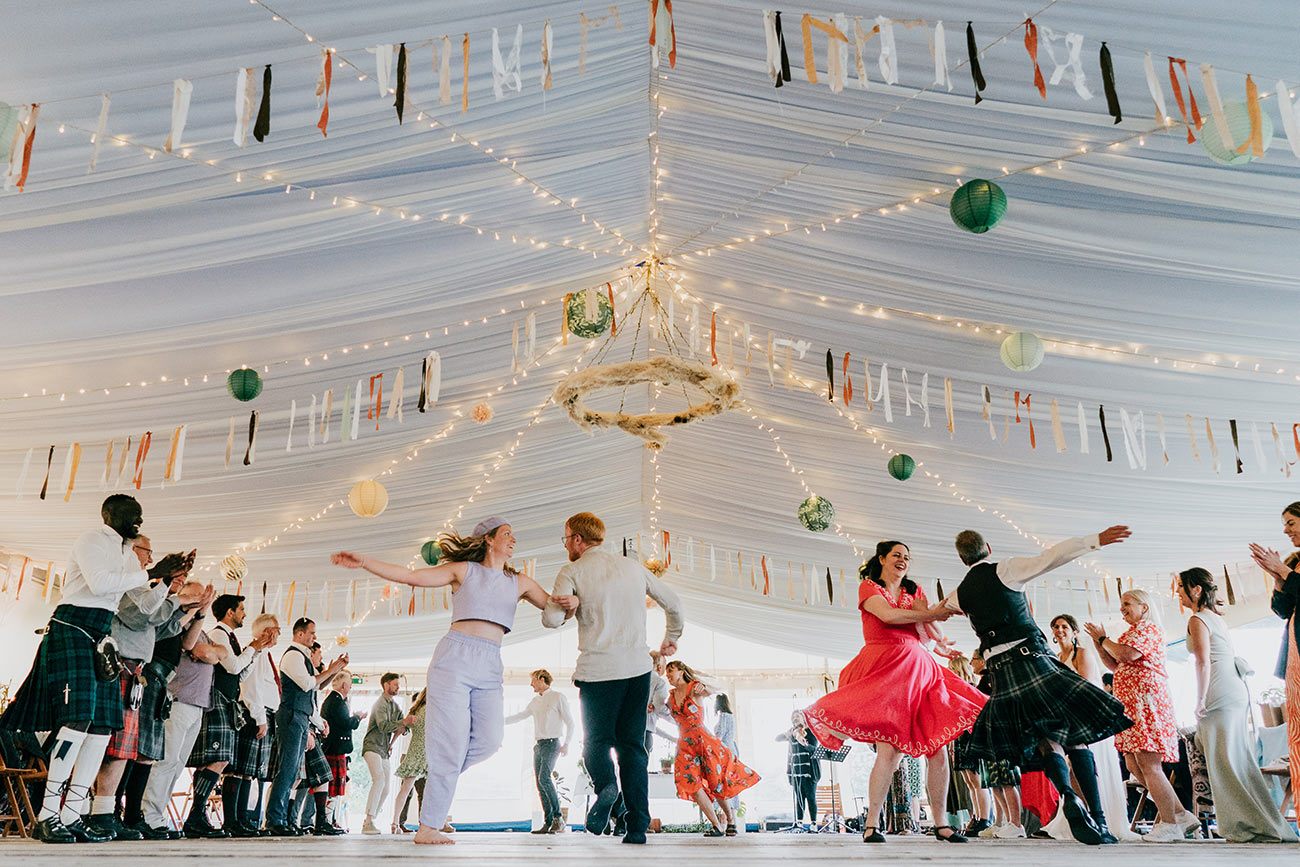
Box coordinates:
[986,644,1049,669]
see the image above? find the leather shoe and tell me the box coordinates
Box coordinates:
[622,830,647,844]
[1060,792,1104,846]
[131,821,173,841]
[65,818,113,843]
[225,820,261,838]
[183,817,230,839]
[314,820,345,836]
[585,783,619,835]
[264,823,301,837]
[32,816,77,844]
[88,814,143,841]
[1091,813,1118,845]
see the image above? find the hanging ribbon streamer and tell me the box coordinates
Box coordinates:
[395,43,408,122]
[387,366,405,421]
[419,352,440,411]
[526,312,538,363]
[339,387,352,446]
[1276,80,1300,158]
[38,446,54,500]
[1156,412,1169,465]
[561,293,573,345]
[252,65,272,143]
[351,378,363,440]
[321,390,333,442]
[901,369,930,427]
[800,15,849,90]
[172,426,187,483]
[649,0,676,69]
[16,447,33,498]
[461,34,470,113]
[1185,414,1201,463]
[763,11,792,88]
[1272,423,1292,476]
[760,556,770,595]
[870,363,892,422]
[1200,64,1234,149]
[316,49,332,137]
[437,35,452,104]
[578,7,623,76]
[826,568,833,605]
[100,440,115,489]
[164,78,193,153]
[1167,57,1202,143]
[876,17,898,85]
[944,377,954,437]
[1099,43,1121,123]
[233,68,257,147]
[492,26,523,100]
[851,19,874,90]
[1143,52,1168,121]
[766,333,776,386]
[369,373,384,430]
[1050,399,1067,452]
[541,20,554,91]
[966,22,987,103]
[982,386,996,440]
[88,93,110,172]
[132,432,152,489]
[1040,28,1091,99]
[709,311,718,365]
[607,284,617,336]
[286,400,296,452]
[5,103,39,192]
[1119,409,1147,470]
[370,44,394,98]
[930,21,953,91]
[843,353,853,404]
[1235,75,1264,158]
[1098,405,1113,462]
[1205,419,1221,474]
[63,443,82,502]
[1023,19,1046,98]
[825,349,834,401]
[117,436,131,486]
[1228,419,1244,474]
[1251,422,1268,472]
[243,413,258,466]
[1223,565,1237,606]
[1014,392,1035,448]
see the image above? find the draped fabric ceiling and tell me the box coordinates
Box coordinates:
[3,0,1299,663]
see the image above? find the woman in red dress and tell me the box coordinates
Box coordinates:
[664,661,760,837]
[803,541,986,844]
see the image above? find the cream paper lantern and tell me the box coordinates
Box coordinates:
[348,480,389,518]
[220,554,247,582]
[1000,331,1045,372]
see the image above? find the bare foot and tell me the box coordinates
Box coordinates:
[414,825,455,845]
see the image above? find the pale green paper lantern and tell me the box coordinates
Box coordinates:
[1201,101,1273,167]
[1000,332,1044,372]
[565,290,613,339]
[797,496,834,533]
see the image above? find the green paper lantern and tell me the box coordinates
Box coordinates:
[227,368,263,401]
[887,454,915,481]
[420,540,442,566]
[949,179,1007,234]
[565,290,613,339]
[797,496,835,533]
[1201,101,1274,167]
[1000,331,1045,372]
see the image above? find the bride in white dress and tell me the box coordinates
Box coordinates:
[1043,614,1141,842]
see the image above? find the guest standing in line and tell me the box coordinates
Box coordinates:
[506,670,574,834]
[1249,502,1300,795]
[665,661,759,836]
[803,541,983,844]
[333,516,552,845]
[1086,589,1192,843]
[359,673,413,834]
[392,689,429,834]
[321,670,365,832]
[228,612,281,833]
[713,693,742,818]
[542,512,684,846]
[1179,568,1296,843]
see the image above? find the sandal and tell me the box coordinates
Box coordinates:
[725,823,737,837]
[703,826,725,837]
[933,825,967,843]
[862,825,886,843]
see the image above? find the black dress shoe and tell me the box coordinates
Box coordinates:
[225,821,261,838]
[65,818,114,843]
[1091,813,1118,845]
[32,817,77,844]
[313,820,344,836]
[1060,792,1104,846]
[131,821,173,841]
[88,813,143,841]
[264,823,301,837]
[183,816,231,838]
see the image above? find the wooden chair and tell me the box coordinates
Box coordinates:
[0,734,46,838]
[1126,769,1179,833]
[815,784,843,828]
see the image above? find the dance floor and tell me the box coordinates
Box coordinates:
[0,830,1277,864]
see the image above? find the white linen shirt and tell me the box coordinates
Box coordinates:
[279,641,325,728]
[505,689,574,745]
[60,524,150,611]
[240,644,281,725]
[209,621,258,676]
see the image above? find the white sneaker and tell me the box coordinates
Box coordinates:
[361,819,381,835]
[978,823,1000,838]
[1176,811,1200,839]
[1142,822,1185,843]
[994,824,1027,839]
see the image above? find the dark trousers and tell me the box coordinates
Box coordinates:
[577,673,651,835]
[794,777,818,822]
[534,738,561,824]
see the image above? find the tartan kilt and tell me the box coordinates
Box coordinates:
[136,662,173,762]
[106,662,146,760]
[951,730,981,772]
[304,740,333,789]
[966,647,1133,763]
[0,605,122,734]
[326,753,349,797]
[231,716,273,779]
[188,697,238,766]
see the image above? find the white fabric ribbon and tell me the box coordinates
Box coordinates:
[423,351,442,408]
[308,394,317,448]
[901,369,929,427]
[870,363,892,423]
[1144,52,1168,121]
[286,399,296,452]
[827,14,851,94]
[1275,80,1300,158]
[1119,408,1147,470]
[852,19,872,89]
[742,322,752,373]
[1040,29,1092,99]
[15,447,32,498]
[1273,423,1292,476]
[99,441,113,490]
[88,93,110,172]
[370,44,395,99]
[932,21,952,91]
[225,416,235,469]
[173,426,186,482]
[541,21,554,91]
[763,11,781,82]
[437,36,453,104]
[1184,414,1201,463]
[233,68,257,148]
[579,8,623,76]
[387,366,405,421]
[525,312,537,362]
[767,333,776,386]
[1156,412,1169,465]
[651,0,674,69]
[876,17,898,85]
[321,389,332,443]
[1077,401,1090,454]
[1050,398,1067,452]
[689,304,700,354]
[1200,64,1235,149]
[492,25,523,100]
[351,378,363,440]
[164,78,193,153]
[1251,422,1268,472]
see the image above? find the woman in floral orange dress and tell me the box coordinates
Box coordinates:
[665,661,759,837]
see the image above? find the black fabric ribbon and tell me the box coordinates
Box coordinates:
[243,411,258,466]
[826,349,834,402]
[936,579,945,600]
[1100,43,1122,124]
[261,581,268,613]
[1229,419,1243,474]
[39,445,54,500]
[395,43,407,123]
[774,12,792,88]
[966,22,986,104]
[826,568,833,604]
[1098,405,1113,462]
[418,356,430,412]
[253,65,272,142]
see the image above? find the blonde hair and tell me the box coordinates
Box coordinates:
[410,688,428,715]
[531,669,553,685]
[947,654,976,684]
[1122,588,1161,627]
[566,512,605,545]
[438,526,519,576]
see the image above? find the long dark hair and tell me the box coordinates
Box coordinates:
[715,693,733,715]
[1178,567,1221,612]
[859,540,918,596]
[1050,613,1081,662]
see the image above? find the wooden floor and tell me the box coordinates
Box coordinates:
[0,830,1284,864]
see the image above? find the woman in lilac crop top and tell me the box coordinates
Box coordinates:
[332,516,551,845]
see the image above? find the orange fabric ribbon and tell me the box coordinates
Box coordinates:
[369,373,383,428]
[1235,74,1264,157]
[16,104,39,192]
[662,530,671,566]
[1023,19,1046,98]
[842,352,853,404]
[761,555,771,595]
[1293,423,1300,461]
[64,443,82,502]
[800,15,848,85]
[461,34,470,113]
[317,51,332,137]
[1168,57,1203,143]
[1015,392,1035,448]
[710,311,718,365]
[132,432,152,490]
[561,293,572,344]
[607,283,616,336]
[649,0,676,68]
[409,586,416,616]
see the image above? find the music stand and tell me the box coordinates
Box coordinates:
[810,744,852,833]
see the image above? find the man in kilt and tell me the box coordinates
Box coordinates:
[321,669,365,832]
[185,594,275,838]
[946,525,1134,846]
[85,535,206,841]
[0,495,190,844]
[228,612,281,834]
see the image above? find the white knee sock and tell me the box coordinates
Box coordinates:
[39,727,88,821]
[91,794,116,815]
[61,734,110,825]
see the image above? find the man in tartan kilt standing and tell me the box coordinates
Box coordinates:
[0,495,192,844]
[945,525,1134,846]
[228,612,281,833]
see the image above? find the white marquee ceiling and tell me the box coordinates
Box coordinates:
[3,1,1299,661]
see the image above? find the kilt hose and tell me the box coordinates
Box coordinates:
[106,660,147,760]
[326,753,349,797]
[965,644,1133,764]
[0,604,123,733]
[188,696,238,767]
[136,661,174,762]
[231,713,274,779]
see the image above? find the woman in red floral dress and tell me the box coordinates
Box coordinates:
[802,541,986,844]
[664,661,759,837]
[1086,589,1192,842]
